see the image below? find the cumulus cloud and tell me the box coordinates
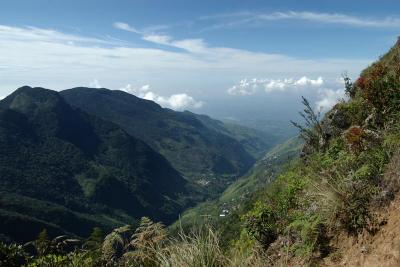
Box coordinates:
[228,76,346,111]
[316,88,346,111]
[120,84,203,111]
[144,92,203,110]
[228,76,324,95]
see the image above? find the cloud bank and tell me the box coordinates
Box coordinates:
[228,76,324,95]
[228,76,345,111]
[120,84,203,111]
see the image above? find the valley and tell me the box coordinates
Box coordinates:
[1,2,399,266]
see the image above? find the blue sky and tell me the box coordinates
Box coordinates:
[0,0,399,121]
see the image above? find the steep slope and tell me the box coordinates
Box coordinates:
[191,112,279,159]
[61,88,271,193]
[233,40,400,265]
[0,86,188,243]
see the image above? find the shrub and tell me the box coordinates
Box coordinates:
[336,182,376,234]
[155,226,228,267]
[344,126,366,154]
[0,242,28,267]
[291,96,326,153]
[243,202,278,249]
[285,214,329,258]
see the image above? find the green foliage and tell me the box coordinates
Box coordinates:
[27,254,68,267]
[343,72,356,98]
[36,229,50,256]
[286,214,327,258]
[155,226,228,267]
[291,96,325,152]
[335,181,376,234]
[0,242,28,267]
[356,44,400,116]
[84,227,104,250]
[243,202,277,248]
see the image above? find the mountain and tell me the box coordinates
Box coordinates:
[191,113,279,159]
[61,88,277,194]
[0,86,189,243]
[169,136,303,244]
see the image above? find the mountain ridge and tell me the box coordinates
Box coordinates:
[61,87,277,195]
[0,86,190,242]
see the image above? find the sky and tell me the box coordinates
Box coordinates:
[0,0,399,123]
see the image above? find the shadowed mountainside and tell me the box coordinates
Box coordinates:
[0,86,189,243]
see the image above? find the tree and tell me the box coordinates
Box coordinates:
[35,229,49,256]
[85,227,104,250]
[291,96,325,152]
[342,72,356,98]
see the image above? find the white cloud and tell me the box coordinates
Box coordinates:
[228,76,325,95]
[120,84,203,111]
[201,11,400,30]
[0,25,116,46]
[227,79,258,95]
[119,84,150,95]
[89,79,101,88]
[228,76,346,111]
[113,22,141,33]
[0,24,369,99]
[316,88,346,111]
[143,34,207,53]
[294,76,323,86]
[145,93,203,110]
[115,22,208,53]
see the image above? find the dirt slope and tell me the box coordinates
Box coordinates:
[324,154,400,267]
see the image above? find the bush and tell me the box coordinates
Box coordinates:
[0,242,28,267]
[286,214,329,258]
[336,181,377,234]
[243,202,278,249]
[155,226,228,267]
[344,126,366,154]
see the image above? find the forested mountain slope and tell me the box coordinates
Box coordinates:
[0,86,189,243]
[61,88,277,194]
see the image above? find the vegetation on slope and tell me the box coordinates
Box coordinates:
[169,136,303,246]
[237,40,400,265]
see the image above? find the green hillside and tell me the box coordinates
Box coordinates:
[229,40,400,265]
[170,136,303,245]
[61,88,277,195]
[0,86,189,243]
